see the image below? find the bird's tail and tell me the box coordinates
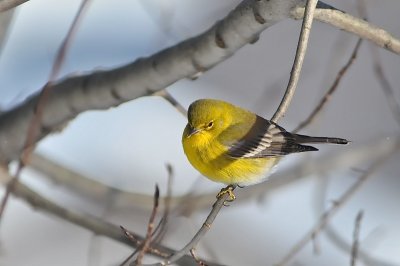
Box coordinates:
[293,134,348,145]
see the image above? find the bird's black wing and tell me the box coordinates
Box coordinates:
[227,116,318,158]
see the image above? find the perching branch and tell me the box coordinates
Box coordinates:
[1,0,399,164]
[141,185,237,266]
[270,0,318,123]
[0,172,215,266]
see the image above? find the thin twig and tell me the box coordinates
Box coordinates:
[290,6,400,54]
[142,185,236,266]
[190,249,208,266]
[2,1,400,164]
[135,185,161,265]
[119,226,170,266]
[152,164,174,243]
[351,210,364,266]
[270,0,318,123]
[0,0,92,220]
[293,38,362,133]
[371,46,400,127]
[276,157,389,266]
[356,0,400,128]
[153,90,187,116]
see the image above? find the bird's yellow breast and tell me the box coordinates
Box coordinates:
[182,125,278,185]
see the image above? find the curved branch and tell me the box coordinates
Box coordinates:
[0,173,219,266]
[270,0,318,123]
[1,1,400,164]
[290,7,400,54]
[0,0,28,12]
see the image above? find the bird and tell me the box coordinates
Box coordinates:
[182,99,348,200]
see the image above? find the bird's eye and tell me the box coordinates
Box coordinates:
[207,121,214,129]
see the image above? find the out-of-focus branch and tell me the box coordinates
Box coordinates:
[0,0,92,220]
[371,46,400,128]
[28,136,400,213]
[2,0,399,164]
[0,173,214,266]
[0,0,28,12]
[0,8,14,54]
[315,171,398,266]
[293,38,362,133]
[351,210,363,266]
[276,155,392,266]
[290,7,400,54]
[270,0,318,123]
[0,0,309,164]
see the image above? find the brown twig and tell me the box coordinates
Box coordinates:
[293,38,363,133]
[356,0,400,128]
[142,185,236,266]
[0,0,92,221]
[152,164,174,243]
[276,157,389,266]
[270,0,319,123]
[290,6,400,54]
[371,47,400,127]
[351,210,364,266]
[190,248,208,266]
[153,90,187,116]
[134,185,161,265]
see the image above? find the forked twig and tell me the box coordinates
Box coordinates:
[134,185,161,265]
[293,38,363,133]
[141,185,237,266]
[271,0,319,123]
[0,0,92,220]
[276,156,389,266]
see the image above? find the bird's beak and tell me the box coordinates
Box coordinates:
[187,126,201,138]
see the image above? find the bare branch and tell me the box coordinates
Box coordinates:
[293,38,363,133]
[351,210,364,266]
[290,7,400,54]
[0,0,92,220]
[0,171,209,266]
[29,137,400,213]
[141,185,236,266]
[371,47,400,127]
[0,0,28,12]
[270,0,318,123]
[135,185,160,265]
[0,0,308,164]
[190,248,208,266]
[3,1,399,164]
[276,156,392,266]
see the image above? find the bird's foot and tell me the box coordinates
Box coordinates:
[217,185,236,205]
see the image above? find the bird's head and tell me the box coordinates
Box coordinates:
[184,99,233,139]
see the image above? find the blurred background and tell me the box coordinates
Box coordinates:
[0,0,399,265]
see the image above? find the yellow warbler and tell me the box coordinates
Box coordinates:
[182,99,348,187]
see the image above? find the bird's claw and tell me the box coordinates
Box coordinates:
[217,185,236,205]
